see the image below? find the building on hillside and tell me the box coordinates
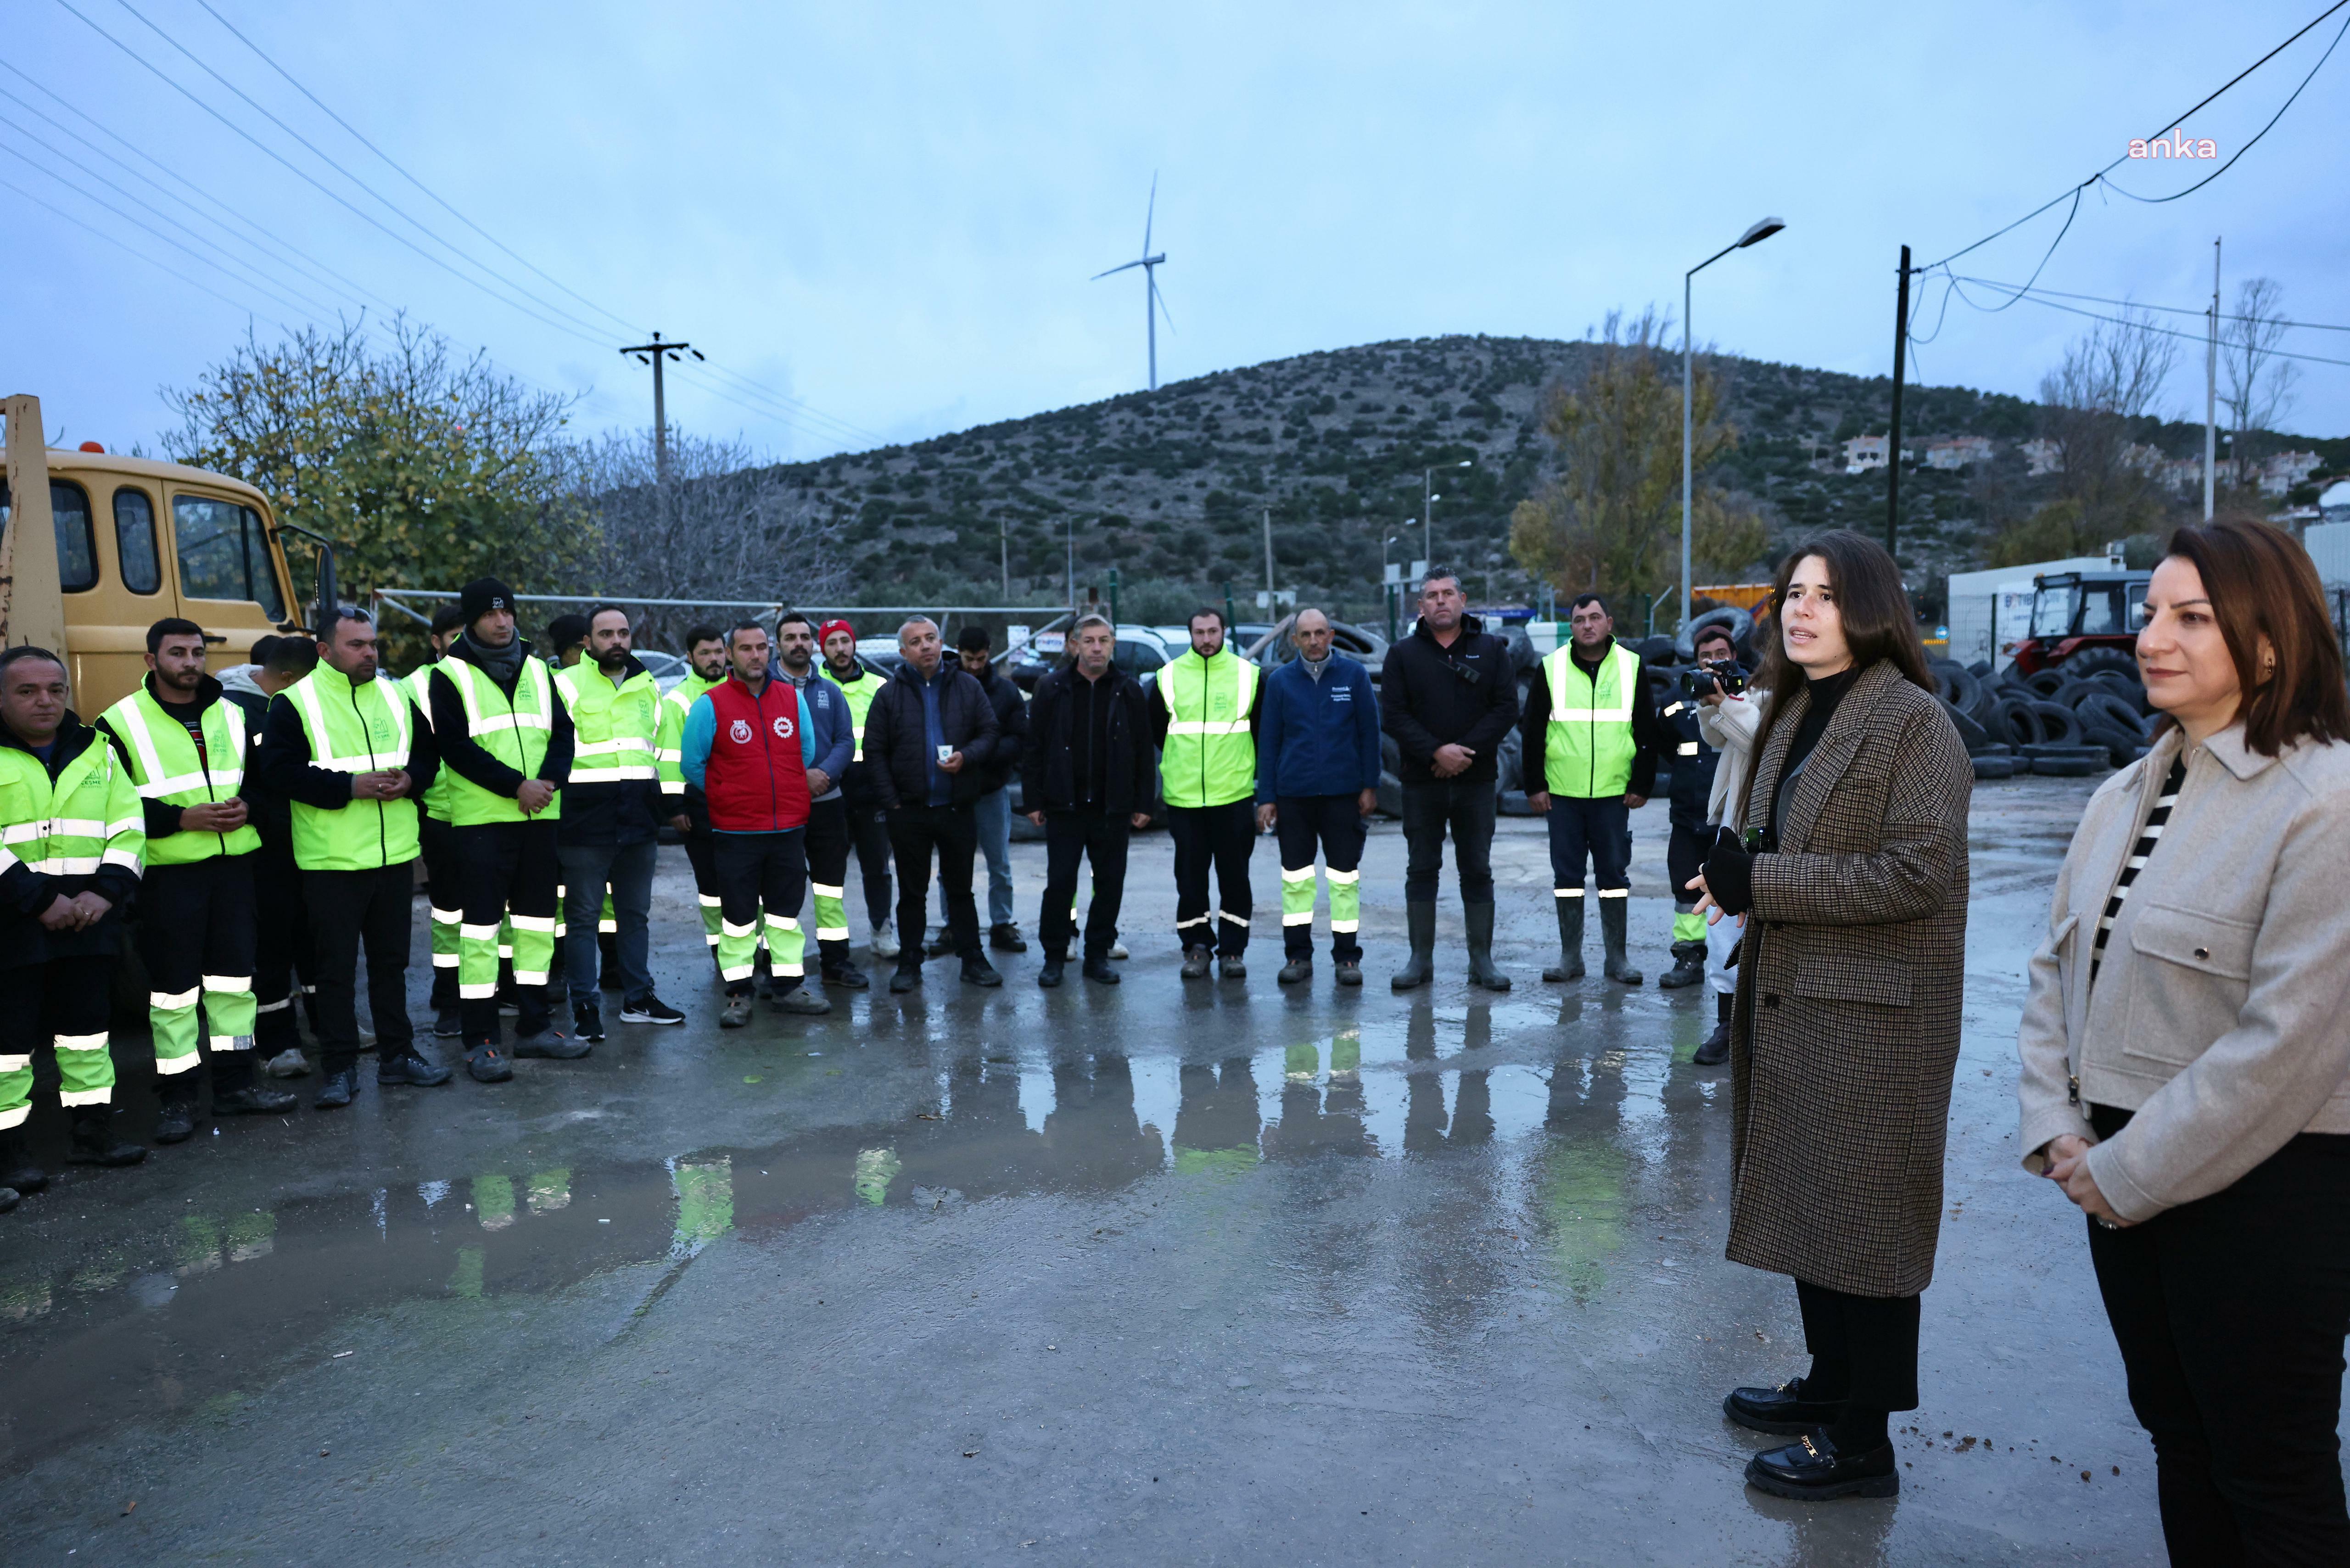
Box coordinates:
[2022,439,2062,476]
[1922,436,1994,470]
[2160,456,2204,495]
[2260,450,2322,496]
[1843,434,1889,474]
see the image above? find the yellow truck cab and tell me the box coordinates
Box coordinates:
[2,393,315,714]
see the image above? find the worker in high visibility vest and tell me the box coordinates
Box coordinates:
[0,645,149,1196]
[657,624,730,967]
[97,619,297,1142]
[1521,593,1665,987]
[1149,608,1260,980]
[427,578,585,1080]
[403,603,469,1041]
[554,604,685,1039]
[257,606,452,1107]
[819,619,897,959]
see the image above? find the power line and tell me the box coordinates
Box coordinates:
[2098,9,2350,204]
[0,171,292,331]
[1954,275,2350,333]
[1944,276,2350,369]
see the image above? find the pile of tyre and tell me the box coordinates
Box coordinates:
[1929,649,2151,781]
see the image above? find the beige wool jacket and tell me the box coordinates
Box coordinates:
[2015,722,2350,1223]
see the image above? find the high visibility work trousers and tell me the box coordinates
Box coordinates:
[1167,799,1254,957]
[251,837,316,1053]
[1274,794,1365,962]
[1667,820,1710,945]
[0,956,118,1128]
[681,824,725,953]
[303,862,414,1075]
[455,818,560,1044]
[1544,795,1630,913]
[418,814,463,1011]
[804,796,852,973]
[137,854,259,1088]
[715,830,807,997]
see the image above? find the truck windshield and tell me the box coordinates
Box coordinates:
[2030,583,2081,638]
[174,495,284,619]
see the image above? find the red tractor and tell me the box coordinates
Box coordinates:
[2009,567,2150,680]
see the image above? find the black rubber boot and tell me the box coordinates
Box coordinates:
[1464,902,1511,992]
[67,1107,146,1166]
[1390,902,1437,992]
[1542,898,1586,982]
[0,1135,47,1197]
[1659,938,1707,989]
[1694,992,1733,1065]
[1600,899,1643,985]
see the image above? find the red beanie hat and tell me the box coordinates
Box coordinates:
[817,618,855,646]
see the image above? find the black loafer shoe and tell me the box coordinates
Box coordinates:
[1082,957,1120,985]
[1723,1380,1846,1436]
[1744,1431,1898,1501]
[313,1068,358,1109]
[153,1097,200,1145]
[215,1085,300,1115]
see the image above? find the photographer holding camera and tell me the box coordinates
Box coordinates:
[1687,621,1757,1064]
[1657,623,1746,997]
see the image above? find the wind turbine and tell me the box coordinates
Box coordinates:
[1092,175,1172,391]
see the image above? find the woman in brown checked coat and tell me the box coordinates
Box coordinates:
[1687,529,1972,1504]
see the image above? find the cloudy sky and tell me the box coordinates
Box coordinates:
[10,0,2347,461]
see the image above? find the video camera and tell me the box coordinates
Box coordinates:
[1681,659,1747,700]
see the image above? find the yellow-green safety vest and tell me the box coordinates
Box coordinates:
[0,727,144,881]
[657,670,723,800]
[832,664,883,764]
[434,655,564,826]
[1159,649,1259,809]
[97,683,261,864]
[282,664,421,870]
[1540,641,1641,798]
[554,662,660,783]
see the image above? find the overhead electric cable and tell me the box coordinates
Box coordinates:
[0,171,291,329]
[2098,10,2350,203]
[1954,275,2350,333]
[1944,276,2350,369]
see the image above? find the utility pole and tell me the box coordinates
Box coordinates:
[1886,246,1911,559]
[619,332,703,487]
[2205,237,2221,521]
[1263,507,1276,606]
[1001,516,1010,599]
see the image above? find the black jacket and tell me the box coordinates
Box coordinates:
[862,661,1004,810]
[1517,638,1666,802]
[1,713,142,968]
[555,654,661,848]
[221,687,294,851]
[969,665,1030,795]
[1378,615,1521,785]
[1022,665,1154,815]
[1657,691,1718,831]
[426,637,575,803]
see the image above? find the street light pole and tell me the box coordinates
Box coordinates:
[1423,459,1471,573]
[1680,217,1783,639]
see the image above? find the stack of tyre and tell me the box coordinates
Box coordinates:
[1929,650,2152,780]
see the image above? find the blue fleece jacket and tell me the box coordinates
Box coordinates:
[1255,654,1383,803]
[772,664,855,801]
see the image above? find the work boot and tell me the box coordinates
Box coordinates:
[0,1136,48,1197]
[1600,899,1643,986]
[377,1045,453,1087]
[1278,956,1313,986]
[990,923,1028,953]
[822,960,870,991]
[313,1066,358,1109]
[514,1029,591,1060]
[1335,959,1363,987]
[68,1108,145,1165]
[1219,955,1247,981]
[1543,899,1586,982]
[889,964,922,995]
[720,995,755,1029]
[869,919,901,960]
[961,958,1004,988]
[1082,956,1120,986]
[153,1087,201,1146]
[0,1185,15,1215]
[1694,992,1733,1066]
[215,1082,300,1114]
[1465,902,1511,992]
[1038,958,1065,989]
[1659,939,1707,990]
[772,982,833,1015]
[1179,947,1212,980]
[1390,902,1437,991]
[465,1045,514,1083]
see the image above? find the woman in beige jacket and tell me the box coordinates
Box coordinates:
[2016,520,2350,1562]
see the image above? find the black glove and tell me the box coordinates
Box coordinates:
[1703,826,1754,918]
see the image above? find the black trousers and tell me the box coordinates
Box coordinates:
[454,818,560,1043]
[1167,799,1255,956]
[888,802,978,965]
[1274,794,1366,961]
[251,838,315,1052]
[1041,809,1130,962]
[302,862,415,1075]
[846,799,894,929]
[138,853,259,1094]
[714,830,809,997]
[804,795,851,969]
[1666,820,1707,915]
[418,814,462,1011]
[2088,1103,2350,1564]
[1795,1278,1921,1412]
[1400,778,1496,903]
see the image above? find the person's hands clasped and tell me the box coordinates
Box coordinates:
[1431,743,1475,778]
[2042,1135,2132,1228]
[179,798,249,833]
[515,778,556,815]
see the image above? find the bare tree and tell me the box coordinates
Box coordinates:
[2008,310,2177,557]
[2221,277,2300,491]
[562,431,848,650]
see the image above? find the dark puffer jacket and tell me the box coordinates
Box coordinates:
[862,661,1005,810]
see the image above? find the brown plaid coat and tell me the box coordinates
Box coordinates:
[1728,659,1972,1298]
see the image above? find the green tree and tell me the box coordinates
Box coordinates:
[163,316,589,616]
[1508,309,1767,620]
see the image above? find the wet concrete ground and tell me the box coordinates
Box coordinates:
[1,778,2287,1563]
